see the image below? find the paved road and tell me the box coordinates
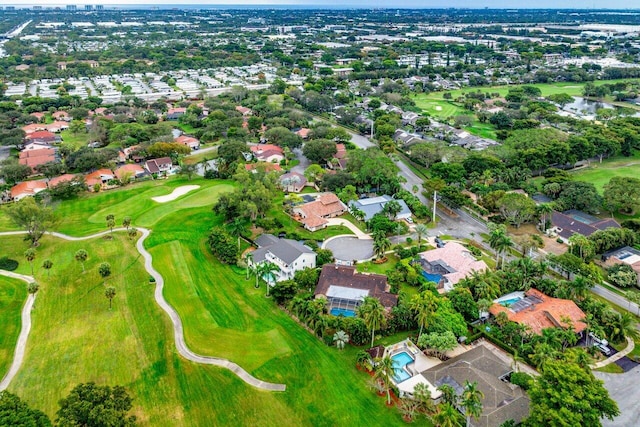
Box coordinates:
[291,147,310,174]
[0,271,36,391]
[0,229,286,392]
[593,284,640,314]
[595,365,640,427]
[187,145,218,157]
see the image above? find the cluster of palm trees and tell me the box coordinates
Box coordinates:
[289,297,328,335]
[372,230,392,261]
[244,253,279,297]
[487,223,513,269]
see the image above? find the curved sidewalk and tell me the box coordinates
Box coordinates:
[0,229,286,392]
[0,271,36,391]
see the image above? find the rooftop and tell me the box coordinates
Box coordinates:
[314,264,397,309]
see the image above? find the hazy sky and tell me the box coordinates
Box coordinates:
[6,0,639,8]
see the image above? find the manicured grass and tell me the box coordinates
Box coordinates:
[0,180,407,426]
[0,276,27,377]
[570,151,640,192]
[595,363,624,374]
[356,254,400,275]
[60,130,89,151]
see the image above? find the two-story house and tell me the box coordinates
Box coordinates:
[250,234,317,283]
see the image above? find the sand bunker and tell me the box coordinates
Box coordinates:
[152,185,200,203]
[435,106,443,111]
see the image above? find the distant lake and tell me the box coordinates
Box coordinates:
[564,97,640,118]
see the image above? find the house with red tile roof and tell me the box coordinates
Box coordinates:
[22,123,47,134]
[47,174,77,188]
[115,164,146,181]
[46,121,70,133]
[52,111,71,122]
[293,193,347,231]
[417,242,488,292]
[175,135,200,150]
[235,106,252,116]
[85,169,116,190]
[10,181,47,201]
[489,289,587,335]
[244,163,282,173]
[295,128,311,139]
[30,112,46,122]
[314,264,398,312]
[328,143,348,170]
[25,131,58,144]
[19,148,57,171]
[250,144,284,163]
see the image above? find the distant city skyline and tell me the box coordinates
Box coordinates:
[5,0,640,9]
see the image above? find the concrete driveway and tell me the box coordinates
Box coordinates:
[595,365,640,426]
[324,236,374,262]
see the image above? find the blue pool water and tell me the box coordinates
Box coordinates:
[392,352,414,383]
[330,307,356,317]
[500,297,522,307]
[422,271,443,284]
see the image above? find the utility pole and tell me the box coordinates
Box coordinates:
[432,190,437,223]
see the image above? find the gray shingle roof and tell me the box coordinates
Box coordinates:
[254,234,314,265]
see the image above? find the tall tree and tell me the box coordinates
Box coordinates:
[432,402,463,427]
[105,287,116,310]
[259,262,279,297]
[42,259,53,277]
[357,296,387,348]
[56,383,136,426]
[374,356,395,405]
[527,361,619,426]
[122,216,132,230]
[414,223,428,243]
[75,249,88,272]
[106,214,116,238]
[24,248,36,276]
[409,291,438,338]
[6,198,57,246]
[98,262,111,283]
[0,391,51,426]
[461,381,484,427]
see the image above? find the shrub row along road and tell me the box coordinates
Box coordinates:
[0,229,286,392]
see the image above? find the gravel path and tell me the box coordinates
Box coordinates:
[0,229,286,392]
[0,271,36,391]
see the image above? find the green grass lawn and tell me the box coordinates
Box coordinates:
[569,151,640,192]
[0,276,27,377]
[0,179,407,426]
[60,130,89,151]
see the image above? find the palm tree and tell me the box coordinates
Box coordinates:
[105,286,116,309]
[461,381,484,427]
[374,356,395,405]
[128,227,138,240]
[477,298,492,322]
[42,259,53,277]
[24,248,36,276]
[106,214,115,238]
[98,262,111,283]
[611,311,640,343]
[536,203,553,231]
[437,383,458,406]
[414,223,428,244]
[259,262,279,297]
[122,216,132,230]
[373,237,391,260]
[244,252,253,280]
[357,296,387,348]
[227,218,248,250]
[432,403,463,427]
[75,249,88,272]
[414,382,436,415]
[397,397,421,422]
[488,224,513,269]
[27,282,39,295]
[409,290,437,338]
[333,330,349,350]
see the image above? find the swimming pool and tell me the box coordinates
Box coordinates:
[422,271,443,284]
[330,307,356,317]
[500,297,522,307]
[392,351,414,383]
